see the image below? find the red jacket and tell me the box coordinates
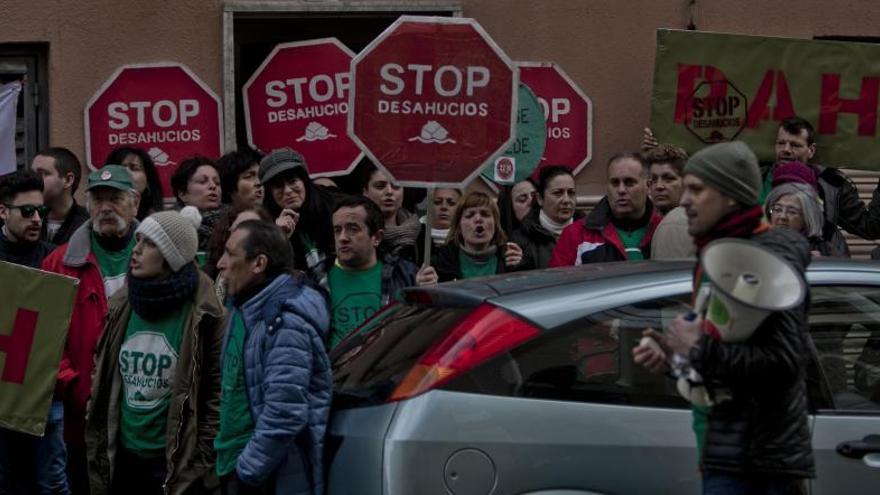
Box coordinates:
[41,222,118,446]
[549,198,663,267]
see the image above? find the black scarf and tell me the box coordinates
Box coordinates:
[128,263,199,320]
[232,274,278,308]
[610,201,654,232]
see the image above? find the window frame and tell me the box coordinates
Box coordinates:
[808,283,880,417]
[0,43,49,169]
[443,291,696,409]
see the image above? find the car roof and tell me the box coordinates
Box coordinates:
[401,259,880,329]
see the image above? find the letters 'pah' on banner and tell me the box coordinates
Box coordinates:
[650,29,880,170]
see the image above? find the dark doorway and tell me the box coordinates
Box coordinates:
[228,7,458,194]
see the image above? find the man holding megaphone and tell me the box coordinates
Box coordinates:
[634,141,815,494]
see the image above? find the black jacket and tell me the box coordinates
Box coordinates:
[432,244,529,282]
[691,228,815,478]
[414,223,435,267]
[41,200,89,246]
[512,207,584,269]
[0,229,55,268]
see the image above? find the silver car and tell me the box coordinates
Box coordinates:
[327,260,880,494]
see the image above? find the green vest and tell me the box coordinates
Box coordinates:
[328,261,383,347]
[215,310,255,476]
[119,303,188,456]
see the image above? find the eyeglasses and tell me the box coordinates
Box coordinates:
[3,203,50,218]
[770,204,803,217]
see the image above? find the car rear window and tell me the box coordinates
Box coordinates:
[331,303,472,409]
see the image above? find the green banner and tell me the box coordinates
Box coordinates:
[0,261,77,436]
[482,83,547,184]
[650,29,880,170]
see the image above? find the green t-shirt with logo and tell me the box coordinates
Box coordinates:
[215,310,255,476]
[458,250,498,279]
[119,303,188,456]
[616,226,647,261]
[328,261,383,347]
[91,232,136,298]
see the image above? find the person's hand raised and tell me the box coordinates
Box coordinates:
[275,209,300,238]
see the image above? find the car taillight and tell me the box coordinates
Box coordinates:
[389,303,540,401]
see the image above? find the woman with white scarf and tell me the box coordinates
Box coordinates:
[511,165,581,268]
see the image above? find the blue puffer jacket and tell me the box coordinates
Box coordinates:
[228,273,331,495]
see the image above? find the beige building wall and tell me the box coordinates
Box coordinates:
[2,0,880,197]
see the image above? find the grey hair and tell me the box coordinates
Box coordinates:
[764,182,823,238]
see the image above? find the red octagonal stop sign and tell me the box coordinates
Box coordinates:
[243,38,363,177]
[84,63,223,199]
[349,16,517,188]
[518,62,593,176]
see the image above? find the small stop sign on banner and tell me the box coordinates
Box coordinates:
[518,62,593,176]
[84,63,223,199]
[243,38,363,177]
[349,16,517,188]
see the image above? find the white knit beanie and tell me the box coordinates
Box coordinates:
[135,206,202,272]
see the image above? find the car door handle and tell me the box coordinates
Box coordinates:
[836,435,880,459]
[864,453,880,468]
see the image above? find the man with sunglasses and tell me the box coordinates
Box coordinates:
[0,169,54,267]
[0,168,69,493]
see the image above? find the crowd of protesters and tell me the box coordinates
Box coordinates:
[1,114,880,494]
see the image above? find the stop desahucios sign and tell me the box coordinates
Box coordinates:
[349,16,517,188]
[243,38,363,177]
[84,62,223,199]
[518,62,593,176]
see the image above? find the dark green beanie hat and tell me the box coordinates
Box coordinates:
[684,141,761,207]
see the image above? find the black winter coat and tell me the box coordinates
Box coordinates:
[432,244,530,282]
[0,229,55,268]
[690,228,815,478]
[511,207,584,269]
[40,201,89,246]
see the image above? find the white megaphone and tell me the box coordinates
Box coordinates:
[675,238,807,406]
[699,238,806,342]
